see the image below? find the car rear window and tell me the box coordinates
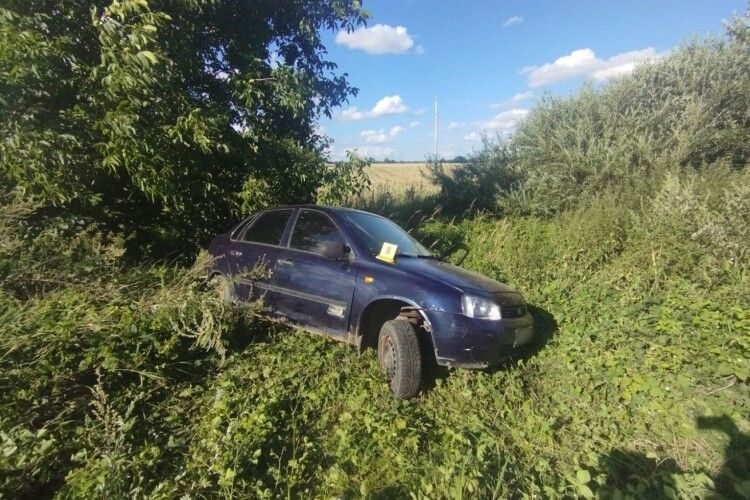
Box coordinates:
[290,210,345,255]
[242,209,292,246]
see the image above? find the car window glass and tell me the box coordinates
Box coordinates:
[340,212,431,257]
[231,213,258,240]
[242,210,292,245]
[290,210,345,255]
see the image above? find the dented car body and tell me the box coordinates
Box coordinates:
[208,205,534,371]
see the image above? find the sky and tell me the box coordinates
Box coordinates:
[318,0,746,161]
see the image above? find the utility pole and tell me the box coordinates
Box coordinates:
[433,93,439,161]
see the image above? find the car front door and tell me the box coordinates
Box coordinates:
[230,209,293,313]
[274,209,358,338]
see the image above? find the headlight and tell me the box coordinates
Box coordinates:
[461,294,501,320]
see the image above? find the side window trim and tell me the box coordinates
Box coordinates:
[229,213,260,241]
[287,208,354,259]
[237,208,293,247]
[280,208,300,248]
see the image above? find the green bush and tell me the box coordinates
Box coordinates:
[428,141,520,214]
[0,196,259,496]
[316,153,372,206]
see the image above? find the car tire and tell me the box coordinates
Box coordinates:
[210,273,235,303]
[377,319,422,399]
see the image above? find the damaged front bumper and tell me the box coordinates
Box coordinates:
[427,310,535,369]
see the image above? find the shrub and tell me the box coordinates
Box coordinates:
[316,152,372,206]
[0,195,260,496]
[428,139,520,215]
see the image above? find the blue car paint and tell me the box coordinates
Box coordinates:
[208,205,534,368]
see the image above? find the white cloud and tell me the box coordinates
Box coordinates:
[360,129,387,143]
[359,125,405,144]
[464,131,482,141]
[341,107,366,121]
[409,121,420,127]
[335,24,417,54]
[371,95,408,116]
[447,121,466,130]
[412,107,426,115]
[491,91,534,109]
[338,95,410,121]
[484,108,529,130]
[590,49,661,80]
[522,47,662,87]
[503,16,524,27]
[522,49,597,87]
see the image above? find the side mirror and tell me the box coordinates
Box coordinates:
[318,240,349,260]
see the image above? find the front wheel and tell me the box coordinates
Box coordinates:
[377,319,422,399]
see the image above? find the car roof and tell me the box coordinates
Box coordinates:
[262,204,385,218]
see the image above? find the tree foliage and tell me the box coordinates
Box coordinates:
[316,151,371,206]
[0,0,367,253]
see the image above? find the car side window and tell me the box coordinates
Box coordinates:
[242,209,292,245]
[231,213,258,240]
[290,210,345,255]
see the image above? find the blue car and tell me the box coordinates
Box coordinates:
[208,205,534,398]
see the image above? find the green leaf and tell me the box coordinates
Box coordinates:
[576,469,591,485]
[577,484,595,498]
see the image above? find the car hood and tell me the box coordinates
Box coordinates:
[395,257,517,296]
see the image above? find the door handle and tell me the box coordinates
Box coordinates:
[277,259,294,267]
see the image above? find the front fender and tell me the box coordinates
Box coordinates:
[354,294,433,333]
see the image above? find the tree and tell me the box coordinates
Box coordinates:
[0,0,367,253]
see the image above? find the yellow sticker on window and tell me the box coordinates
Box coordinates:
[376,242,398,263]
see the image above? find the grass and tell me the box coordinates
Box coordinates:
[1,172,747,498]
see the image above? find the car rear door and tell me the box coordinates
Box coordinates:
[273,209,358,338]
[230,209,294,312]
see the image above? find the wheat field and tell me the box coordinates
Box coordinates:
[365,162,455,195]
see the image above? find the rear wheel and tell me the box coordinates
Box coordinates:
[377,319,422,399]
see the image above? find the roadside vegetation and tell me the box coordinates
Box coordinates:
[1,2,748,498]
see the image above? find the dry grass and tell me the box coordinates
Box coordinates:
[365,162,456,195]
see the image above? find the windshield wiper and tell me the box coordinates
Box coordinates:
[395,253,437,259]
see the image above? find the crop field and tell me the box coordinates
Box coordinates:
[365,162,453,195]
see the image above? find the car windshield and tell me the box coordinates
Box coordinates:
[340,211,432,258]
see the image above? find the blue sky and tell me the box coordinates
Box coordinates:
[319,0,746,161]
